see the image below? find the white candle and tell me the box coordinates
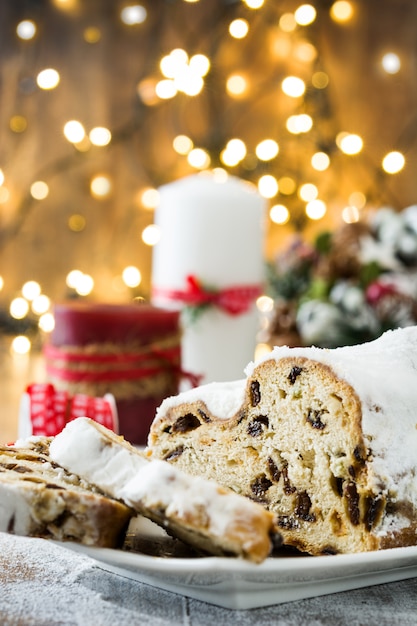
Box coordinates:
[151,172,266,385]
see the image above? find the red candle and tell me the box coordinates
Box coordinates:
[44,301,181,445]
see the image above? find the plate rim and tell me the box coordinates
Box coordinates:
[56,541,417,609]
[59,541,417,573]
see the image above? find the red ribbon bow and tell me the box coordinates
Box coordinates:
[153,275,263,316]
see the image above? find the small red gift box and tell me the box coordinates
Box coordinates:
[43,301,181,445]
[19,383,117,439]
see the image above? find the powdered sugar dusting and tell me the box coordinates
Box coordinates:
[0,533,166,625]
[0,533,100,624]
[156,379,246,420]
[1,533,92,583]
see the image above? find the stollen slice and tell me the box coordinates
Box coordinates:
[49,417,279,563]
[0,438,132,548]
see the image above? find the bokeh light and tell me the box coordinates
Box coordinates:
[122,266,142,287]
[37,68,60,90]
[16,20,37,40]
[294,4,317,26]
[11,336,31,355]
[120,5,147,25]
[382,151,405,174]
[22,281,41,300]
[142,224,160,246]
[270,204,290,224]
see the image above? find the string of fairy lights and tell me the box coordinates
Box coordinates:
[0,0,412,355]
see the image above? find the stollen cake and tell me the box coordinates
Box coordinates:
[49,417,278,563]
[147,327,417,555]
[0,438,132,548]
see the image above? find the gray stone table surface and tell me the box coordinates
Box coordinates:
[1,533,416,626]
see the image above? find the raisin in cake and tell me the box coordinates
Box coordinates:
[49,418,278,563]
[147,327,417,556]
[0,438,132,547]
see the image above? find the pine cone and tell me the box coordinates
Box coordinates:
[324,222,371,280]
[267,300,301,347]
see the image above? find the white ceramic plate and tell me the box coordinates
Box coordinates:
[58,521,417,610]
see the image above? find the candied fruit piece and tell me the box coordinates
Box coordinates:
[172,413,201,434]
[288,366,303,385]
[247,415,269,437]
[250,380,261,406]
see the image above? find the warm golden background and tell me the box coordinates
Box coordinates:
[0,0,416,340]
